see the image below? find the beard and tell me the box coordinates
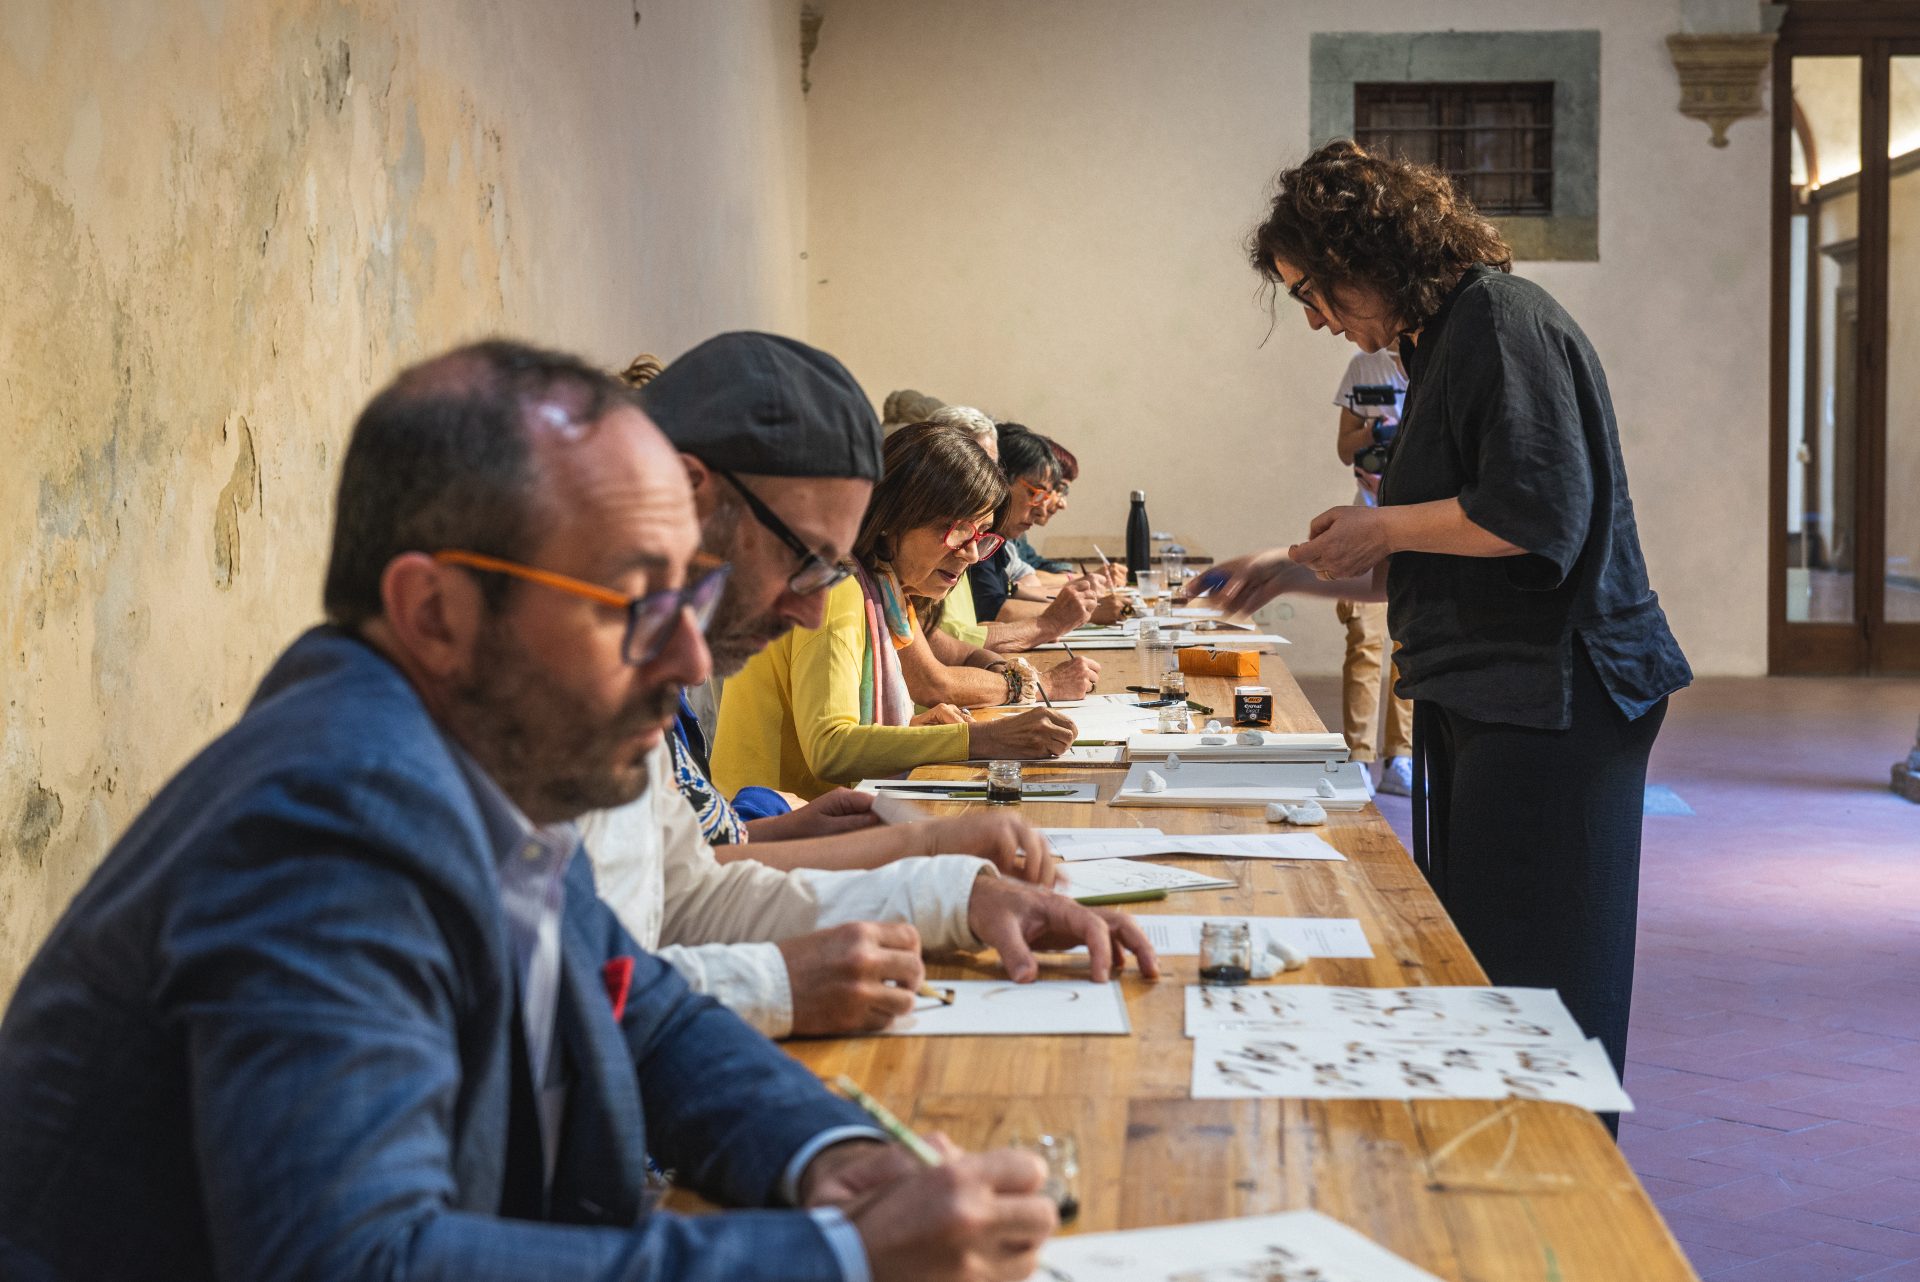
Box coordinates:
[703,581,789,677]
[698,500,791,677]
[448,617,680,823]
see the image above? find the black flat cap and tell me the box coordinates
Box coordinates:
[639,332,883,482]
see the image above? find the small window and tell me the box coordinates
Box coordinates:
[1354,82,1556,217]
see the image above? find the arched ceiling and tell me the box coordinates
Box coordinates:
[1792,54,1920,189]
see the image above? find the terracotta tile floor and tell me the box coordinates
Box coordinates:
[1299,673,1920,1280]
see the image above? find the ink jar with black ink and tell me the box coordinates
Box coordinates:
[1199,920,1253,986]
[986,760,1023,805]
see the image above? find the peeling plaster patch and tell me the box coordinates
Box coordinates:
[1,0,52,75]
[14,785,63,870]
[211,416,258,590]
[320,38,352,112]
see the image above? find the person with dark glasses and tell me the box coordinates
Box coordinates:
[563,333,1157,1041]
[716,421,1084,804]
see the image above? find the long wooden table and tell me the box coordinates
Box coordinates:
[788,647,1699,1281]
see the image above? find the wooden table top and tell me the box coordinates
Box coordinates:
[786,647,1698,1281]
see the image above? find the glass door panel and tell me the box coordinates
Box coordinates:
[1884,56,1920,625]
[1785,56,1862,625]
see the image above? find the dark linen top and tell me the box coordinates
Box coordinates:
[1379,267,1692,730]
[968,547,1013,622]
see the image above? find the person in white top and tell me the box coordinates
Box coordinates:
[580,333,1159,1039]
[1333,349,1414,795]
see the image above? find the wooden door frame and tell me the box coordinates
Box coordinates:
[1769,5,1920,673]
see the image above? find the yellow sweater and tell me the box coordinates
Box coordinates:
[713,577,973,800]
[934,574,989,649]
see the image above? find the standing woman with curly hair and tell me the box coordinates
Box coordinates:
[1194,141,1691,1114]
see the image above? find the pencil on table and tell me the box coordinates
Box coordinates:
[1073,888,1169,907]
[917,982,956,1006]
[833,1075,945,1166]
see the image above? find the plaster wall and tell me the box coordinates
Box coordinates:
[1,0,808,997]
[805,0,1773,681]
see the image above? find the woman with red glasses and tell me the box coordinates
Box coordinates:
[714,423,1081,800]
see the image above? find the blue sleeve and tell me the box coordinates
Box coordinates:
[729,786,792,822]
[163,818,862,1282]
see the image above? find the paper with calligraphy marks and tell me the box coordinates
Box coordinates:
[1027,1209,1444,1282]
[1189,1030,1633,1111]
[1055,859,1235,899]
[1041,832,1345,863]
[879,981,1131,1037]
[1183,985,1587,1045]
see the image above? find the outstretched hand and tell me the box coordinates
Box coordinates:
[1176,547,1310,616]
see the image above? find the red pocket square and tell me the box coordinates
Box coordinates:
[601,956,634,1023]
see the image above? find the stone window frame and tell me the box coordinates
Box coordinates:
[1310,31,1601,261]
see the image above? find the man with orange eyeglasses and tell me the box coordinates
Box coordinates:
[0,340,1066,1282]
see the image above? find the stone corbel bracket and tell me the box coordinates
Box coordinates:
[1667,32,1778,147]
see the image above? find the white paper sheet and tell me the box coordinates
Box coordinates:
[1183,985,1589,1044]
[1029,1209,1445,1282]
[856,780,1101,804]
[1055,859,1236,899]
[1161,630,1290,649]
[1043,692,1145,710]
[1126,730,1350,764]
[1031,629,1291,653]
[1190,1030,1634,1111]
[1047,832,1347,863]
[1111,761,1372,810]
[1031,634,1138,651]
[1038,828,1164,859]
[880,980,1131,1036]
[1060,701,1165,744]
[1127,915,1372,958]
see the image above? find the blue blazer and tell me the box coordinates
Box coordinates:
[0,627,872,1281]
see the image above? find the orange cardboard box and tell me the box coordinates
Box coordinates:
[1176,647,1260,679]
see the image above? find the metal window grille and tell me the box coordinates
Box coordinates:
[1353,82,1556,216]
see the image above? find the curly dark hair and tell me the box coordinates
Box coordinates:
[1248,139,1513,332]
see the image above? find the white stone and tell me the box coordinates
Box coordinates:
[1264,802,1291,823]
[1205,720,1223,733]
[1268,938,1309,971]
[1315,778,1337,798]
[1237,730,1263,745]
[1163,752,1181,771]
[1142,770,1167,794]
[1285,800,1328,826]
[1200,734,1229,746]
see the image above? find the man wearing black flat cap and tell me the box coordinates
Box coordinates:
[578,332,1159,1039]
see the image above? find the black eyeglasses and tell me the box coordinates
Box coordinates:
[714,469,855,596]
[1286,274,1323,316]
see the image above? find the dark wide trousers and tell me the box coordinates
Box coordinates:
[1411,642,1667,1131]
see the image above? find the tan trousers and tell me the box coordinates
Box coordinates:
[1336,598,1412,763]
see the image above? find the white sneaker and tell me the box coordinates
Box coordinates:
[1377,756,1414,796]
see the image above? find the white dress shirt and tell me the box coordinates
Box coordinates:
[578,745,995,1038]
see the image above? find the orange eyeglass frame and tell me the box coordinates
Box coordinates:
[434,549,634,608]
[432,549,730,665]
